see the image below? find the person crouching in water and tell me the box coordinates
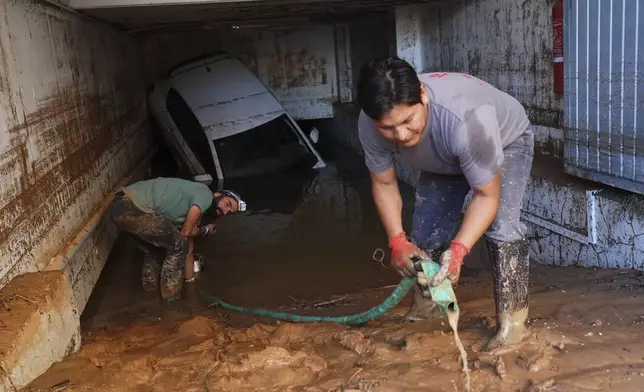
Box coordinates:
[108,177,246,300]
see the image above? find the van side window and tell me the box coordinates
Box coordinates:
[165,88,218,177]
[212,114,315,179]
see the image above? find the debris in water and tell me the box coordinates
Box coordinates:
[527,378,556,392]
[495,357,507,380]
[47,379,71,392]
[334,331,375,356]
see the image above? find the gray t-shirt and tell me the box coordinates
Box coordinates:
[358,72,531,188]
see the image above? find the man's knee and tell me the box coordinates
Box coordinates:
[485,220,527,244]
[411,211,461,252]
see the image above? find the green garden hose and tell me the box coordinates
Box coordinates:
[201,259,458,326]
[201,275,417,326]
[201,259,459,391]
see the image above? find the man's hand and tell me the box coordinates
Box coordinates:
[191,224,216,237]
[430,240,470,286]
[202,224,216,236]
[389,232,427,276]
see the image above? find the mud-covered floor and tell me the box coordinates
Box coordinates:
[26,145,644,392]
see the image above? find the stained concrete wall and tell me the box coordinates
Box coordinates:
[385,0,644,270]
[143,24,344,120]
[395,0,564,158]
[0,1,153,389]
[0,1,153,290]
[349,13,394,94]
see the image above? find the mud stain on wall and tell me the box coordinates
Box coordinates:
[144,24,338,120]
[398,0,563,131]
[0,1,153,287]
[267,49,329,90]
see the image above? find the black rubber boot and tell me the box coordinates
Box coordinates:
[485,238,530,350]
[404,247,443,322]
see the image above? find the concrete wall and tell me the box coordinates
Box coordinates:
[349,13,393,94]
[0,1,153,389]
[380,0,644,270]
[395,0,564,158]
[0,1,153,288]
[143,24,344,120]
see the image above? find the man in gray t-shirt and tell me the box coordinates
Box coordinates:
[357,57,534,350]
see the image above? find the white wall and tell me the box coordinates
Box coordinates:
[144,25,343,119]
[0,0,154,288]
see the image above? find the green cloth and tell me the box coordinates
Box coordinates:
[123,177,213,225]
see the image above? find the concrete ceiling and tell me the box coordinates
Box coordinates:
[70,0,440,35]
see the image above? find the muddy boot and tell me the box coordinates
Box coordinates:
[140,245,163,293]
[404,284,442,322]
[485,238,530,351]
[141,254,161,292]
[160,259,184,301]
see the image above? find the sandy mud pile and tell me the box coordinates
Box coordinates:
[25,266,644,392]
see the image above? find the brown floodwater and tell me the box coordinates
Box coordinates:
[24,145,644,392]
[78,145,416,330]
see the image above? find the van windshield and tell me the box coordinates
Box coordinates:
[213,115,316,179]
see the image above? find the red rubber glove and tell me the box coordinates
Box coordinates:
[430,240,470,286]
[388,232,426,276]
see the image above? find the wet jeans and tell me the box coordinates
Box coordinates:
[108,198,189,295]
[410,130,534,253]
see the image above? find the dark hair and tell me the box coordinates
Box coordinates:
[357,56,422,120]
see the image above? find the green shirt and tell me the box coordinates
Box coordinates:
[123,177,213,225]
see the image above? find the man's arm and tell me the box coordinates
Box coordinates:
[453,105,503,249]
[370,167,404,240]
[430,105,503,286]
[453,173,501,249]
[371,167,428,276]
[180,205,202,238]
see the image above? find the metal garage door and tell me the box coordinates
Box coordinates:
[564,0,644,194]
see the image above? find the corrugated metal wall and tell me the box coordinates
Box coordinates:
[564,0,644,194]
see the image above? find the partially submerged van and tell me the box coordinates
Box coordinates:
[148,53,326,189]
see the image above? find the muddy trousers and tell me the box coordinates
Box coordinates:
[108,198,189,300]
[409,131,534,346]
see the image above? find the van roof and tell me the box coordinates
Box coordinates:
[169,52,230,76]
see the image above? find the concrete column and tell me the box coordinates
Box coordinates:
[394,5,426,72]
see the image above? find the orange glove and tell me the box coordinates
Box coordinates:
[430,240,470,286]
[388,232,427,276]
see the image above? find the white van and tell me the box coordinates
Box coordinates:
[148,53,326,189]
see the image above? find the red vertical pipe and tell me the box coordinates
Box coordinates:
[552,0,564,95]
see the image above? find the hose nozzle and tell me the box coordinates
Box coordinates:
[417,259,459,315]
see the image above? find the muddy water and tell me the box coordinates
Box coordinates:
[25,146,644,392]
[27,265,644,392]
[193,156,411,310]
[80,144,417,329]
